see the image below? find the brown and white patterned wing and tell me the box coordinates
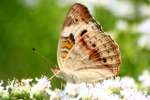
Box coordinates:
[57,3,102,69]
[57,3,121,82]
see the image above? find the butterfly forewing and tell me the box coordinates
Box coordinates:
[57,3,121,83]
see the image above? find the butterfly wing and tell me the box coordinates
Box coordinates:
[57,3,102,68]
[57,3,121,83]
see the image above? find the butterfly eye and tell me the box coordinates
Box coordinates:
[80,29,87,36]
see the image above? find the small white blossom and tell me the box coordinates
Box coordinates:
[116,20,128,31]
[138,35,150,48]
[139,70,150,88]
[104,94,120,100]
[20,0,40,8]
[77,83,92,98]
[9,80,30,98]
[147,95,150,100]
[0,74,149,99]
[0,81,9,99]
[50,89,63,100]
[6,80,15,90]
[30,76,51,98]
[64,83,81,97]
[51,89,72,100]
[137,19,150,48]
[21,79,32,86]
[138,19,150,34]
[139,4,150,17]
[0,81,4,91]
[120,77,136,89]
[101,77,121,90]
[109,0,134,18]
[96,0,135,18]
[121,88,147,100]
[58,0,135,18]
[92,85,110,100]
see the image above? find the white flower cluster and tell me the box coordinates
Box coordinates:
[0,71,150,100]
[64,75,150,100]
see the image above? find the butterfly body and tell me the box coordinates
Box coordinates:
[54,3,121,83]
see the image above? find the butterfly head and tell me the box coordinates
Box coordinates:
[51,68,63,78]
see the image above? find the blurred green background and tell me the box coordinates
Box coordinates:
[0,0,150,86]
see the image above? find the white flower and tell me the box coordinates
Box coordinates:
[138,35,150,48]
[137,19,150,48]
[94,0,135,18]
[30,76,51,98]
[121,88,147,100]
[58,0,135,18]
[147,95,150,100]
[0,90,9,99]
[0,72,150,99]
[101,77,121,90]
[139,70,150,88]
[92,87,105,99]
[0,81,9,99]
[109,0,134,18]
[138,19,150,34]
[21,79,32,86]
[77,83,93,98]
[116,20,128,31]
[50,94,61,100]
[65,83,93,99]
[64,83,82,97]
[6,80,15,90]
[50,89,73,100]
[139,3,150,17]
[9,80,31,97]
[0,81,4,91]
[120,77,136,89]
[20,0,40,8]
[92,84,112,100]
[104,94,120,100]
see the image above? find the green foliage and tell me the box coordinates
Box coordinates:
[0,0,65,80]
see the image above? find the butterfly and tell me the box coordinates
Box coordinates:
[52,3,121,83]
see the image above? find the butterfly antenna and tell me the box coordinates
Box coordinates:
[32,48,54,70]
